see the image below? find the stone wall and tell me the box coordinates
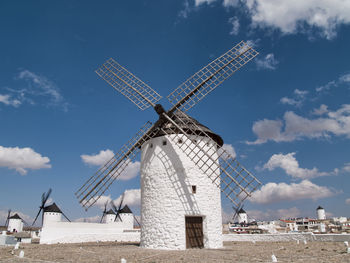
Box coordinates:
[223,233,350,242]
[40,221,140,244]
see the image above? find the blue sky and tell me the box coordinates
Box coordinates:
[1,0,350,224]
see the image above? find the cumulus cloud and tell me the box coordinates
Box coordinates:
[194,0,350,39]
[0,94,21,107]
[316,72,350,92]
[343,163,350,172]
[218,143,237,160]
[280,89,308,107]
[263,152,335,179]
[248,207,301,221]
[256,53,278,70]
[0,145,51,175]
[346,198,350,205]
[81,149,114,166]
[114,189,141,208]
[228,16,240,35]
[312,104,329,116]
[247,104,350,144]
[250,180,335,204]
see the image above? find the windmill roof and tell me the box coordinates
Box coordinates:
[153,111,224,146]
[120,205,132,214]
[44,203,62,213]
[106,209,115,215]
[317,206,324,210]
[238,208,246,214]
[9,213,22,220]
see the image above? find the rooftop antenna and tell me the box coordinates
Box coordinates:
[75,40,261,216]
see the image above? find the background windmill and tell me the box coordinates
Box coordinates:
[111,193,124,222]
[99,200,109,223]
[76,41,261,249]
[4,209,11,228]
[32,188,71,226]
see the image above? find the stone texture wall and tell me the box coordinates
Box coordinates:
[40,221,139,244]
[223,233,350,242]
[140,135,223,250]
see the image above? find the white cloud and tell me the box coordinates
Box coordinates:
[93,195,112,210]
[346,198,350,205]
[247,104,350,144]
[316,73,350,92]
[228,16,240,35]
[195,0,217,5]
[178,0,192,19]
[0,145,51,175]
[312,104,329,116]
[343,163,350,172]
[256,53,278,70]
[81,149,114,166]
[250,180,335,204]
[81,149,140,181]
[219,143,237,160]
[248,207,301,221]
[241,0,350,39]
[114,189,141,208]
[263,152,334,179]
[0,94,21,107]
[281,89,308,107]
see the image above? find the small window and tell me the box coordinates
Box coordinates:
[192,185,197,194]
[192,139,197,144]
[150,143,153,148]
[178,139,183,144]
[162,140,167,146]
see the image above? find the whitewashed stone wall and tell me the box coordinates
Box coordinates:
[140,135,223,250]
[223,233,350,242]
[7,218,23,232]
[40,221,139,244]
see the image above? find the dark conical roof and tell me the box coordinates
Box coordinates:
[106,209,115,215]
[9,213,22,220]
[152,111,224,146]
[44,203,62,213]
[119,205,132,214]
[238,208,246,214]
[317,206,324,210]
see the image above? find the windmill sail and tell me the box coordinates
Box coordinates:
[167,41,258,113]
[32,188,52,226]
[96,58,162,110]
[75,121,159,210]
[160,111,261,210]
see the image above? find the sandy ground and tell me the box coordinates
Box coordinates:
[0,241,349,263]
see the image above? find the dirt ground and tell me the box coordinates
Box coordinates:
[0,241,349,263]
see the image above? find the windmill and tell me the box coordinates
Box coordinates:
[231,204,244,223]
[99,200,109,223]
[32,188,52,226]
[76,41,262,249]
[111,193,124,222]
[4,209,11,228]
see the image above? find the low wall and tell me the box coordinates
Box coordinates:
[223,233,350,242]
[0,235,17,246]
[40,222,140,244]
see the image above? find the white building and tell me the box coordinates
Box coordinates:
[40,203,139,244]
[7,213,24,233]
[118,205,134,229]
[317,206,326,220]
[140,112,223,250]
[237,208,248,224]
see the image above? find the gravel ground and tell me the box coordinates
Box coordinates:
[0,241,349,263]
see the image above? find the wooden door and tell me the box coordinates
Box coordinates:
[185,216,204,248]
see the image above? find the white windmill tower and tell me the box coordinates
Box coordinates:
[317,205,326,220]
[7,213,24,232]
[76,41,261,250]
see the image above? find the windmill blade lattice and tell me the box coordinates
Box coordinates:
[96,58,162,110]
[75,121,160,210]
[160,111,261,210]
[167,41,258,113]
[32,188,52,226]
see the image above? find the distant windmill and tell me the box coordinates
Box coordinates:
[32,188,70,225]
[99,201,109,223]
[76,41,262,249]
[4,209,11,228]
[32,188,52,226]
[111,193,124,222]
